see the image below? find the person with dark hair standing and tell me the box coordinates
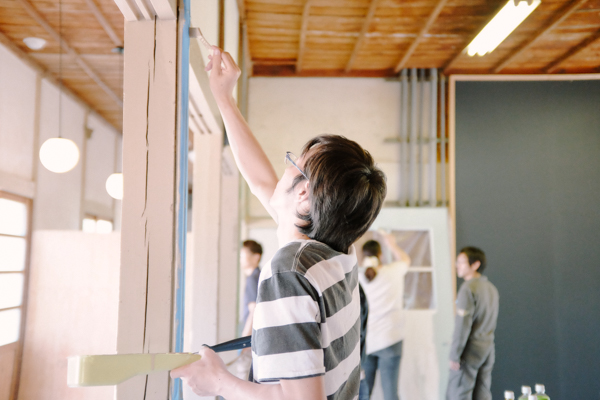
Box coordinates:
[446,247,499,400]
[239,240,263,338]
[358,233,410,400]
[171,46,387,400]
[230,240,263,381]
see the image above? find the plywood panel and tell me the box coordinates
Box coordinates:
[18,231,120,400]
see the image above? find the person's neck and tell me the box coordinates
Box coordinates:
[277,218,310,248]
[464,271,481,281]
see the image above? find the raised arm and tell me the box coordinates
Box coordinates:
[381,232,411,265]
[205,48,278,221]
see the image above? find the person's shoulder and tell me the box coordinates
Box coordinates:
[271,240,347,276]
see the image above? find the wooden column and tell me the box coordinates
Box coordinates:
[116,18,179,399]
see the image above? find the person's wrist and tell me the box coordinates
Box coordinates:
[214,93,236,108]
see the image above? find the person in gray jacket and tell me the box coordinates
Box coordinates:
[446,246,499,400]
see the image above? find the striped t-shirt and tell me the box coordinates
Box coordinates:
[251,239,361,400]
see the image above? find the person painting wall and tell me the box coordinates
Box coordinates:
[358,233,410,400]
[447,247,499,400]
[171,46,387,400]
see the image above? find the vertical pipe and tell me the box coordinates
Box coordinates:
[429,68,437,207]
[409,68,417,207]
[440,74,446,206]
[400,69,408,206]
[418,69,426,206]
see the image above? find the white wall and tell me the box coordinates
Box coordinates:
[247,77,403,218]
[0,41,122,229]
[0,44,37,183]
[18,232,120,400]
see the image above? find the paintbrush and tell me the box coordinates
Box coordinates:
[67,336,251,387]
[189,27,213,50]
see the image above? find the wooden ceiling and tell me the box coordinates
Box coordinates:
[245,0,600,76]
[0,0,124,131]
[1,0,599,131]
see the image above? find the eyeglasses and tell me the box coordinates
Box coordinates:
[285,152,309,181]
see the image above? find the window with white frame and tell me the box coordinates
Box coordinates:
[0,193,30,347]
[82,215,113,234]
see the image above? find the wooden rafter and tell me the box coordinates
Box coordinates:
[82,0,123,47]
[0,30,116,131]
[493,0,588,73]
[394,0,450,73]
[345,0,381,72]
[296,0,312,73]
[546,28,600,73]
[17,0,123,108]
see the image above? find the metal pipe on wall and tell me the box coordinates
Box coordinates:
[418,69,426,206]
[409,68,417,207]
[440,74,446,206]
[400,69,409,206]
[429,68,438,207]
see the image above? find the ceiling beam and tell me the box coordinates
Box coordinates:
[82,0,123,47]
[0,31,117,131]
[394,0,449,73]
[545,28,600,73]
[493,0,588,73]
[16,0,123,108]
[345,0,381,72]
[296,0,312,73]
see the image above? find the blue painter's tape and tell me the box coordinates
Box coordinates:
[172,0,190,398]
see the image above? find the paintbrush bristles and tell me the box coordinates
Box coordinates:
[189,27,212,50]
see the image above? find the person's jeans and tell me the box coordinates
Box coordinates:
[359,341,403,400]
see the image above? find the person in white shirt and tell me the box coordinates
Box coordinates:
[358,233,410,400]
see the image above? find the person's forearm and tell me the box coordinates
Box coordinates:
[449,315,472,362]
[219,373,325,400]
[389,242,410,265]
[214,95,278,218]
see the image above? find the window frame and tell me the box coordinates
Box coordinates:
[0,191,32,400]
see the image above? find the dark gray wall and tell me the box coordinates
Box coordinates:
[455,80,600,399]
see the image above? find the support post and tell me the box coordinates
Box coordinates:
[116,18,179,399]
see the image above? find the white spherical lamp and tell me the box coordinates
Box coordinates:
[39,138,80,173]
[105,173,123,200]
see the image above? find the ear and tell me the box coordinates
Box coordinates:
[471,260,481,272]
[295,179,310,212]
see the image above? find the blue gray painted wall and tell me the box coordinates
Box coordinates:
[455,80,600,399]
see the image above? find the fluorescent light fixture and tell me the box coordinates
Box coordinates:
[467,0,541,57]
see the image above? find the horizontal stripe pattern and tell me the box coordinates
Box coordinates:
[251,240,360,399]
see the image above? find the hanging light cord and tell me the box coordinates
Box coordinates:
[58,0,62,139]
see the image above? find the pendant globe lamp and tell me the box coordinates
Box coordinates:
[39,0,80,174]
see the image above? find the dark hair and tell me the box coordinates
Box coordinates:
[362,240,382,258]
[242,240,263,257]
[459,246,487,273]
[291,135,387,253]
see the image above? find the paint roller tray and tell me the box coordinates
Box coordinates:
[67,353,202,387]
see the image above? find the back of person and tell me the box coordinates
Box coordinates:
[253,239,361,400]
[465,276,499,346]
[359,262,407,355]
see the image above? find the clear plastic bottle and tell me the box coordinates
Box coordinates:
[534,383,550,400]
[518,386,532,400]
[505,390,515,400]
